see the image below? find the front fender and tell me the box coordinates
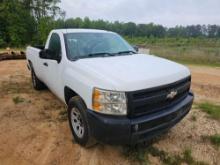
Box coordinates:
[63,67,94,109]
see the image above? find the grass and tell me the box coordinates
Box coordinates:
[126,37,220,67]
[197,102,220,121]
[123,146,149,164]
[123,145,208,165]
[39,111,51,120]
[12,96,25,104]
[190,115,197,122]
[0,78,32,94]
[58,109,68,121]
[202,134,220,148]
[148,46,220,67]
[209,134,220,147]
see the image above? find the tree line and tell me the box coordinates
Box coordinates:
[0,0,64,47]
[1,0,220,47]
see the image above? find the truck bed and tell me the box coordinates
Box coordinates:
[26,46,44,79]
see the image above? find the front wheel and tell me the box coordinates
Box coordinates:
[67,96,95,147]
[31,69,45,90]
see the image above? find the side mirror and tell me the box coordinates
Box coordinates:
[39,49,61,62]
[39,49,48,59]
[133,45,139,52]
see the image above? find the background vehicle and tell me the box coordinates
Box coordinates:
[26,29,194,147]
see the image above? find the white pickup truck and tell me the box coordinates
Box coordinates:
[26,29,194,147]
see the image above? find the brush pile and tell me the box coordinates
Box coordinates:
[0,48,26,61]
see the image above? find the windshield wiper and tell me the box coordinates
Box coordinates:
[72,51,135,60]
[83,52,115,58]
[116,50,137,55]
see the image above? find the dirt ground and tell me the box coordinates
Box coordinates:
[0,60,220,165]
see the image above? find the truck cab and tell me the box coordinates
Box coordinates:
[26,29,194,147]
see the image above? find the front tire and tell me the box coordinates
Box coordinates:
[67,96,95,147]
[31,69,45,90]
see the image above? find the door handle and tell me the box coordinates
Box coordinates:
[43,62,48,67]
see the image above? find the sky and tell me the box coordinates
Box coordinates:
[59,0,220,27]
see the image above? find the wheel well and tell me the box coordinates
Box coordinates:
[64,86,78,104]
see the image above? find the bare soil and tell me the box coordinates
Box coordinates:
[0,60,220,165]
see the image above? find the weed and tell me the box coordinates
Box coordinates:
[123,145,208,165]
[149,147,208,165]
[59,110,67,116]
[209,134,220,147]
[39,111,51,119]
[122,146,149,165]
[183,149,194,164]
[58,110,67,122]
[197,102,220,121]
[190,115,197,121]
[202,134,220,148]
[12,96,25,104]
[126,37,220,67]
[1,79,32,94]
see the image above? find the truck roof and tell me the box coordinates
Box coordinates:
[51,29,113,34]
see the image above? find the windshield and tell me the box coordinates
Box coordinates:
[64,32,135,60]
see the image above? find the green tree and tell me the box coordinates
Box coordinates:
[31,0,64,22]
[123,22,137,37]
[0,0,63,47]
[1,0,220,48]
[0,0,36,46]
[38,17,55,44]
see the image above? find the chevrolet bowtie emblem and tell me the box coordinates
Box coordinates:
[167,90,178,99]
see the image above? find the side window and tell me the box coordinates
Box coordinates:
[48,33,61,59]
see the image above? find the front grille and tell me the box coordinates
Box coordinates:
[126,76,191,118]
[137,102,191,132]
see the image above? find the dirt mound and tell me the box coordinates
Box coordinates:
[0,51,25,61]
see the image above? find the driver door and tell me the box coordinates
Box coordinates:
[42,33,63,98]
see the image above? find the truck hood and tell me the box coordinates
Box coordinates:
[75,54,190,91]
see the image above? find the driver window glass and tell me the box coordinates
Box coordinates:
[48,33,61,59]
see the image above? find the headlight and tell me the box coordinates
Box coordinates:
[92,88,127,115]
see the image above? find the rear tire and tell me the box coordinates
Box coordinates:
[31,69,46,90]
[67,96,96,147]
